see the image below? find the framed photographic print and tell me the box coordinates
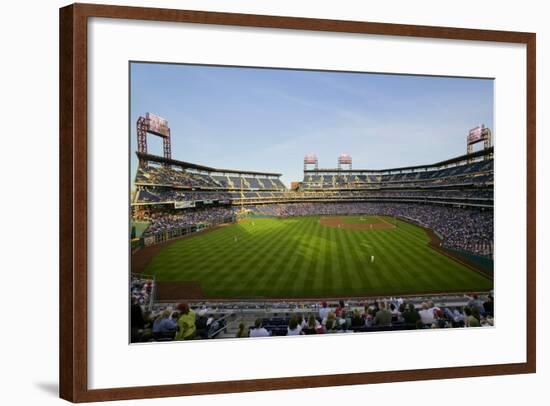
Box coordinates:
[59,3,536,402]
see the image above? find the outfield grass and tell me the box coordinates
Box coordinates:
[144,216,493,298]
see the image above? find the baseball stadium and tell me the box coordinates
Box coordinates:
[130,112,494,342]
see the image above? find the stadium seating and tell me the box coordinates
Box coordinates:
[130,293,494,343]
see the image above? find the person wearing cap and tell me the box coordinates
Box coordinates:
[175,303,196,340]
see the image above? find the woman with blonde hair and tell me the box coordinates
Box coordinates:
[236,322,249,338]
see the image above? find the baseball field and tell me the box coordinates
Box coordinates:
[141,215,493,299]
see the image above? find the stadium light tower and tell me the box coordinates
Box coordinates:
[466,124,492,160]
[137,113,172,167]
[338,153,352,170]
[304,153,319,171]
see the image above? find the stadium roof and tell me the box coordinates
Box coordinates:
[136,152,283,177]
[304,147,493,174]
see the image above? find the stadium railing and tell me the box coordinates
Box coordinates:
[136,215,236,248]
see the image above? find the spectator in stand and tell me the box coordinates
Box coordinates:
[483,294,494,317]
[481,314,494,327]
[389,303,401,321]
[350,309,365,328]
[471,307,482,324]
[446,307,466,327]
[464,307,481,327]
[287,316,302,336]
[325,316,337,333]
[419,302,436,326]
[302,315,318,335]
[131,299,150,342]
[427,300,440,313]
[433,309,448,329]
[296,314,307,330]
[364,306,376,327]
[335,300,346,318]
[402,302,420,326]
[152,309,177,336]
[175,303,196,340]
[467,294,485,315]
[319,301,330,321]
[195,309,209,339]
[236,322,249,338]
[249,319,270,338]
[374,302,392,327]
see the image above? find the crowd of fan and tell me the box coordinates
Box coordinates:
[130,275,154,307]
[136,165,286,190]
[130,293,494,342]
[248,202,493,257]
[142,207,235,237]
[136,165,220,188]
[395,204,494,256]
[240,294,494,338]
[304,175,493,190]
[302,159,493,190]
[345,189,492,199]
[136,188,231,203]
[131,301,229,343]
[135,187,493,205]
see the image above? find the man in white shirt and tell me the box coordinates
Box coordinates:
[319,301,330,320]
[249,319,270,338]
[418,302,435,326]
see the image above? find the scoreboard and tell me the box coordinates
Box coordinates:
[467,125,486,145]
[146,112,169,137]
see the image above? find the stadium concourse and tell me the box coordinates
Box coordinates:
[130,147,494,342]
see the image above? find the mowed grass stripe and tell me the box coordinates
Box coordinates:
[379,225,465,292]
[321,222,335,293]
[184,224,273,286]
[240,219,307,295]
[181,224,258,278]
[229,221,292,288]
[155,220,287,293]
[210,220,295,295]
[378,227,440,289]
[259,219,312,295]
[326,225,343,293]
[292,220,321,295]
[339,227,383,293]
[287,217,321,295]
[332,225,361,295]
[360,230,406,293]
[150,230,230,280]
[262,218,314,295]
[144,216,493,298]
[312,218,329,292]
[373,229,438,293]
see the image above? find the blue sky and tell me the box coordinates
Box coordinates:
[130,63,493,186]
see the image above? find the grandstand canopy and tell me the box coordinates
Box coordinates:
[136,152,283,177]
